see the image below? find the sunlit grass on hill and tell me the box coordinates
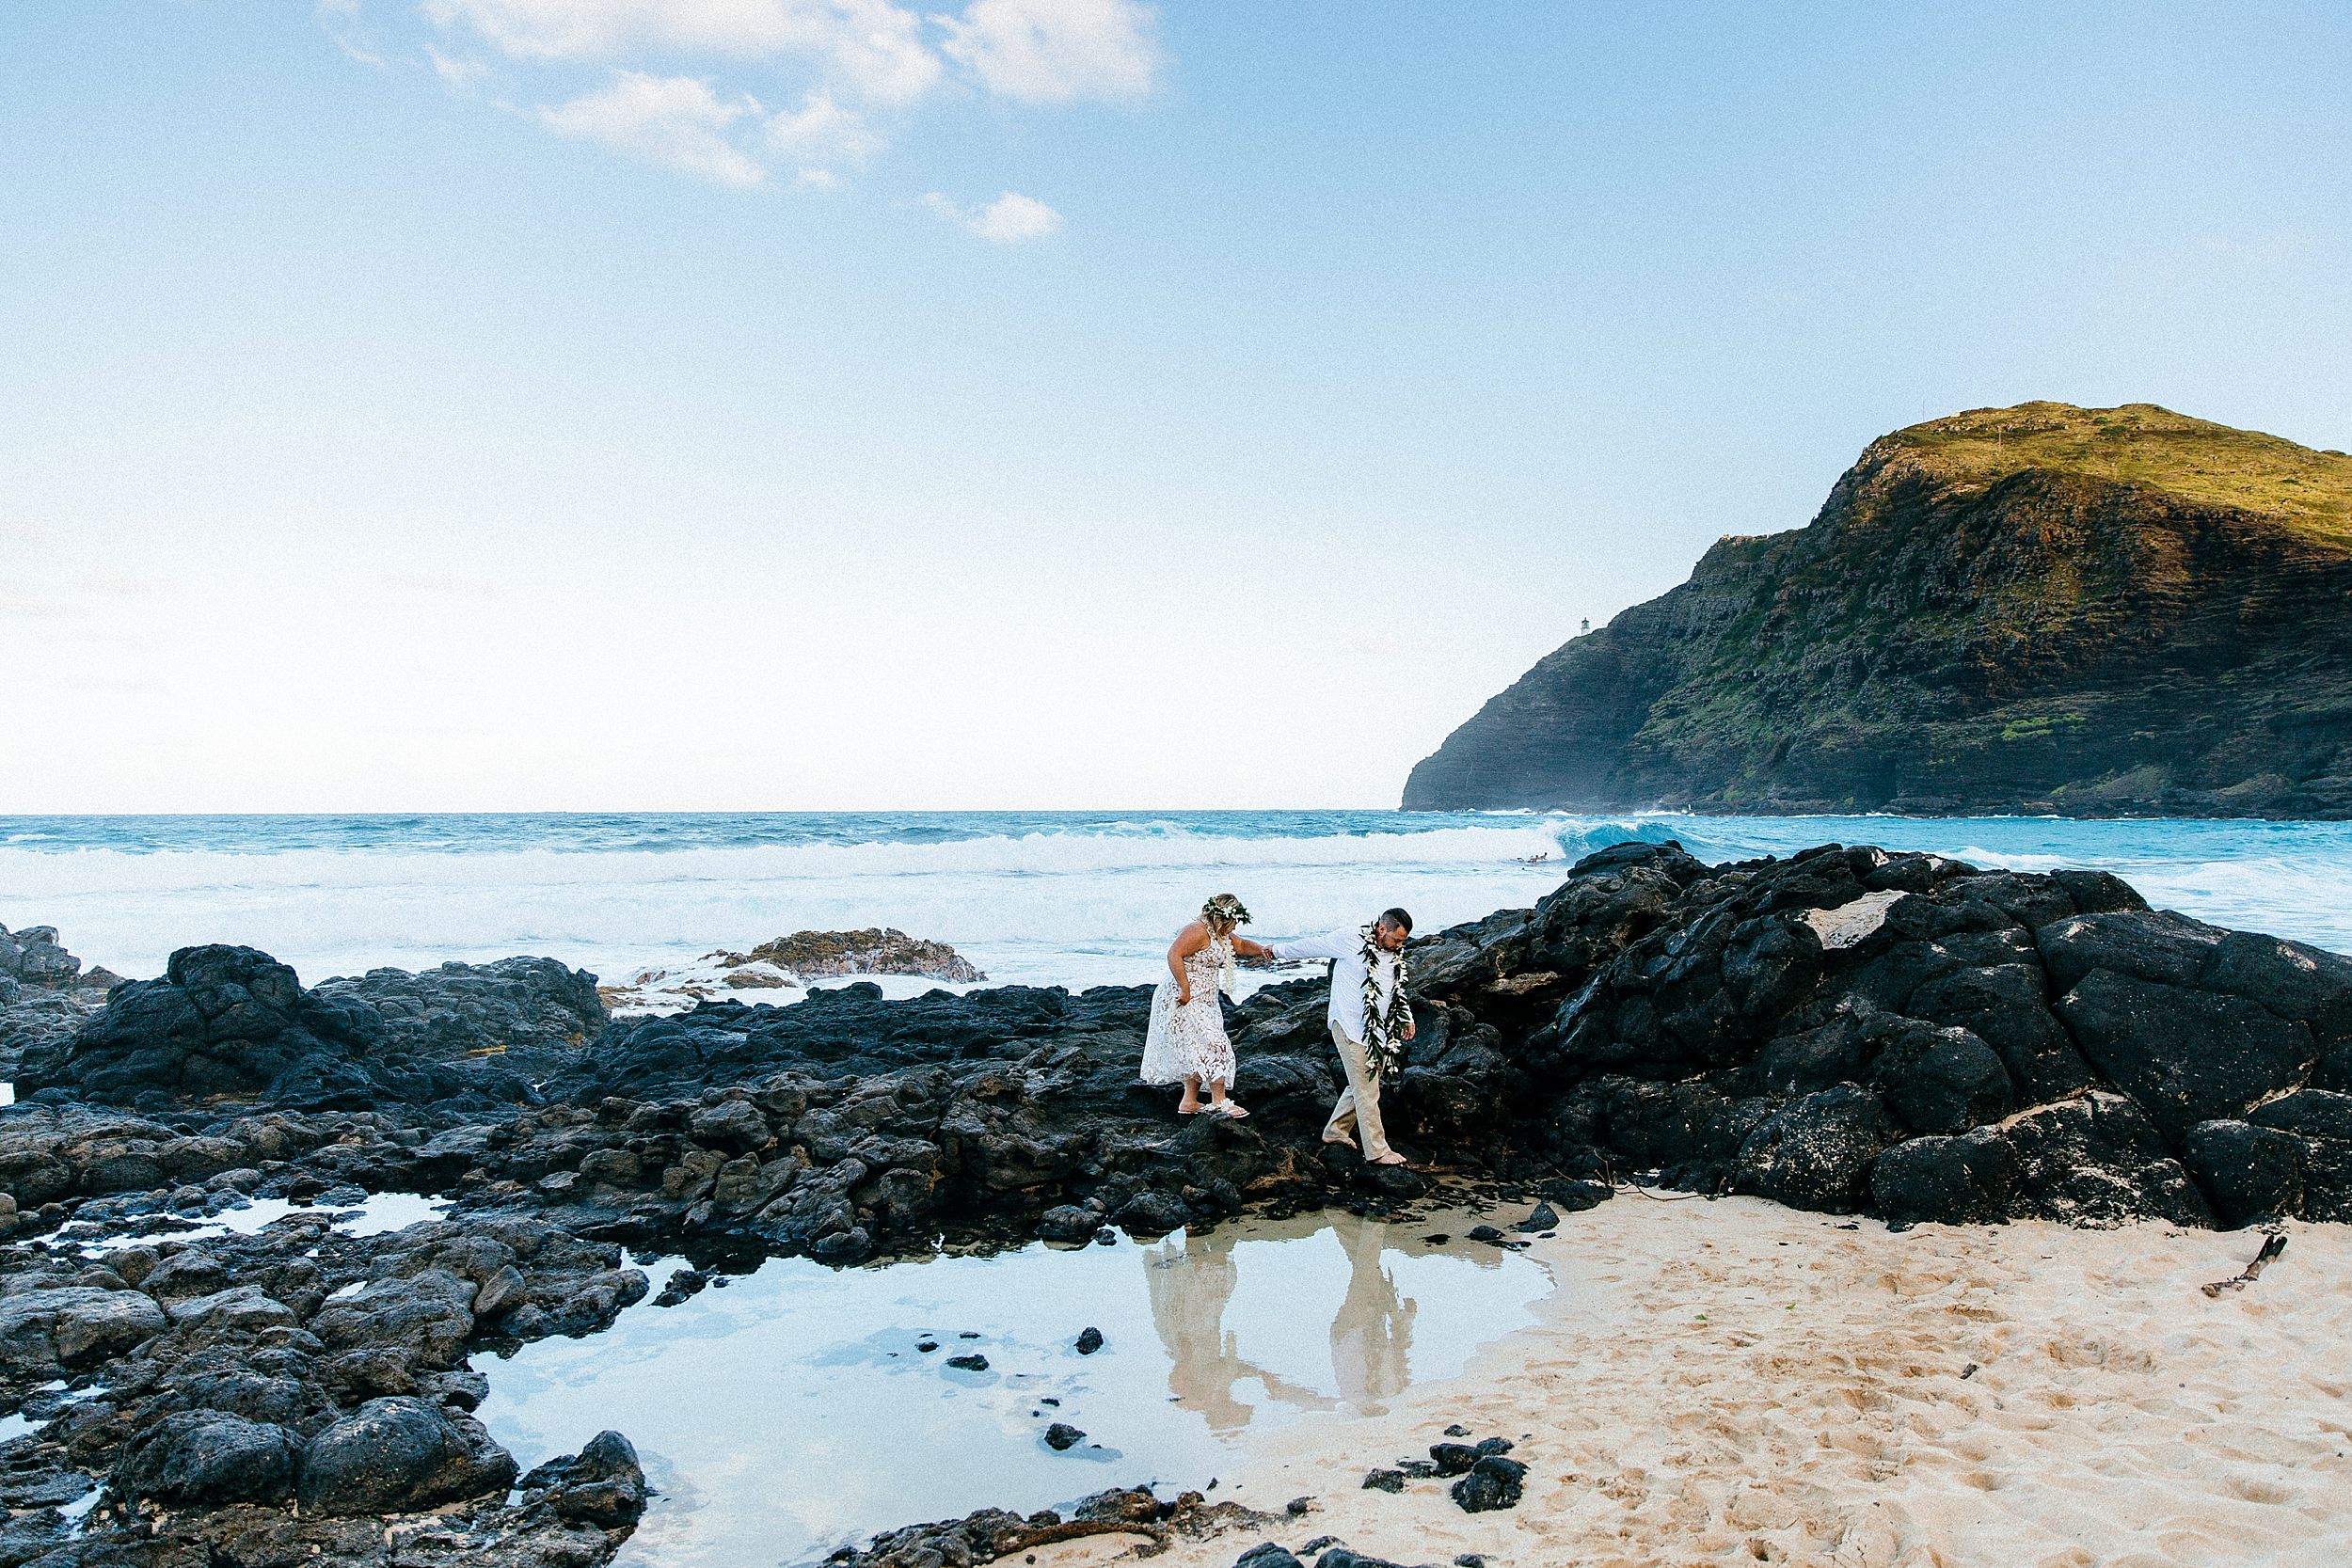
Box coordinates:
[1892,401,2352,548]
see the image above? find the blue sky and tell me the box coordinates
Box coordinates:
[4,1,2348,811]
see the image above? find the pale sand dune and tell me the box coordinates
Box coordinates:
[1171,1197,2352,1568]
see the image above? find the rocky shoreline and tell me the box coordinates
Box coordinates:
[1,839,2347,1565]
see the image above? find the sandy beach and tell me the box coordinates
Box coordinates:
[1162,1197,2352,1568]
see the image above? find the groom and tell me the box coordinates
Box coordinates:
[1266,909,1415,1166]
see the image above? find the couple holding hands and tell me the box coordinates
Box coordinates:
[1139,892,1415,1167]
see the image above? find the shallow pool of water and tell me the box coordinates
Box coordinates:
[62,1191,452,1254]
[474,1208,1553,1567]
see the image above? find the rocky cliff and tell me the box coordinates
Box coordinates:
[1404,402,2352,816]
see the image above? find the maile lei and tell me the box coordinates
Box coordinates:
[1359,927,1411,1076]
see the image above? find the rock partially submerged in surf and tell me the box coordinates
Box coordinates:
[735,928,985,984]
[599,927,986,1015]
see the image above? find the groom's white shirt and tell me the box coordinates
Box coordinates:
[1266,927,1399,1042]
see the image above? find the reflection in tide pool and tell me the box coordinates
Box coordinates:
[474,1208,1551,1568]
[1147,1212,1480,1429]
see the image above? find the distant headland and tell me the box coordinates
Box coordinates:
[1406,402,2352,818]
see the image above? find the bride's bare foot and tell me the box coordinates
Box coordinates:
[1177,1100,1202,1115]
[1214,1101,1249,1119]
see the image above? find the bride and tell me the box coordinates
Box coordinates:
[1142,893,1277,1118]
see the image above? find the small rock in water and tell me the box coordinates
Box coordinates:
[1450,1455,1527,1513]
[654,1268,708,1308]
[1040,1396,1060,1406]
[1297,1537,1339,1553]
[1074,1326,1104,1354]
[1442,1423,1471,1437]
[1514,1203,1559,1232]
[1465,1225,1505,1243]
[959,1330,981,1338]
[1455,1556,1488,1567]
[945,1354,990,1372]
[916,1339,939,1353]
[1042,1422,1086,1451]
[1475,1436,1515,1457]
[1360,1467,1405,1492]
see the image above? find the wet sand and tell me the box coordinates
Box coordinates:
[1178,1196,2352,1568]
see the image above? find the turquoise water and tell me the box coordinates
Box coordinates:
[1,811,2344,988]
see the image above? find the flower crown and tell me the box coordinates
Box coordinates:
[1201,894,1252,927]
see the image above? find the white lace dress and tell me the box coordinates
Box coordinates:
[1141,935,1237,1085]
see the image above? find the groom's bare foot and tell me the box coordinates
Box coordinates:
[1323,1133,1356,1147]
[1369,1151,1408,1166]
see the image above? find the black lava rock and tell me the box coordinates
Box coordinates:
[112,1411,299,1507]
[1234,1547,1305,1568]
[2181,1119,2305,1227]
[1450,1454,1527,1513]
[1074,1326,1104,1354]
[1429,1442,1481,1476]
[2057,968,2314,1139]
[519,1430,647,1528]
[1733,1085,1900,1212]
[294,1397,516,1516]
[1870,1127,2020,1228]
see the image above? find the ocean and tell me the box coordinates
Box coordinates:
[2,811,2347,992]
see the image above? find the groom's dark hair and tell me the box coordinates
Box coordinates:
[1377,908,1414,934]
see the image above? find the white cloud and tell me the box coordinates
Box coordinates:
[937,0,1158,103]
[426,0,941,102]
[766,89,882,173]
[537,72,767,186]
[426,46,492,87]
[324,0,1163,190]
[925,189,1062,242]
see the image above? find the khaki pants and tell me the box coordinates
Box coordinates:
[1324,1023,1394,1161]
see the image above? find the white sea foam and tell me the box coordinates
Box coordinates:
[1,812,2344,995]
[0,820,1594,989]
